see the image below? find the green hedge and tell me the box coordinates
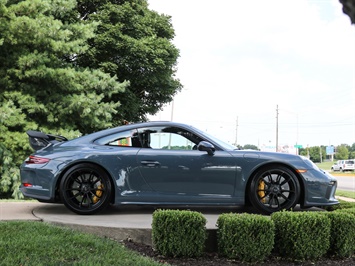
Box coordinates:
[336,208,355,215]
[326,211,355,258]
[151,206,355,262]
[217,213,275,262]
[151,209,207,257]
[271,211,331,261]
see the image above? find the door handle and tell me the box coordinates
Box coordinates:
[141,161,160,167]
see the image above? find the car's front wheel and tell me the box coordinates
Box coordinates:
[60,163,112,215]
[248,166,300,214]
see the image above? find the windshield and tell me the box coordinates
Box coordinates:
[191,126,237,150]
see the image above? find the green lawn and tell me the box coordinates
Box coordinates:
[336,190,355,199]
[0,221,160,266]
[316,161,334,170]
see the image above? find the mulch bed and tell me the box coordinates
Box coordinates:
[124,240,355,266]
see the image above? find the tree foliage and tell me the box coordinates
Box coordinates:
[0,0,128,135]
[335,144,350,160]
[0,0,180,198]
[299,146,326,163]
[349,143,355,159]
[243,144,259,150]
[76,0,182,123]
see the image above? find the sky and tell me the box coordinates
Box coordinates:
[147,0,355,149]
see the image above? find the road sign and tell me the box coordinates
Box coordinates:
[326,146,334,155]
[294,144,303,148]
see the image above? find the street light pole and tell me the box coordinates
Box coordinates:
[276,105,279,152]
[235,116,238,146]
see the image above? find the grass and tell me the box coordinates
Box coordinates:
[336,190,355,199]
[0,221,160,266]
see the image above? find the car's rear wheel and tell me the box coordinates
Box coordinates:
[248,165,300,214]
[60,163,112,215]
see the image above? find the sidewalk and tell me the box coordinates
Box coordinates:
[336,196,355,202]
[0,201,43,221]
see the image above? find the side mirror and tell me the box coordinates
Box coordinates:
[197,141,215,155]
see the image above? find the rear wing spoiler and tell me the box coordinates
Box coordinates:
[26,130,68,151]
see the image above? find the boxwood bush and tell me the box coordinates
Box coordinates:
[217,213,275,262]
[336,207,355,215]
[326,211,355,258]
[271,211,331,261]
[151,209,207,257]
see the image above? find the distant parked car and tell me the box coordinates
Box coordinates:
[332,160,355,172]
[341,160,355,172]
[331,162,341,171]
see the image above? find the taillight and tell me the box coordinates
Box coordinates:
[26,155,50,164]
[22,183,33,187]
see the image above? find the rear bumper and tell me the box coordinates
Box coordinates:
[20,185,55,202]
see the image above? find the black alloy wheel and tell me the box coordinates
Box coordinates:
[60,163,112,215]
[249,166,300,214]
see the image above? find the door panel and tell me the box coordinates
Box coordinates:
[136,149,237,199]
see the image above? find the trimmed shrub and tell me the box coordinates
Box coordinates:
[217,213,275,263]
[151,209,207,257]
[326,211,355,258]
[271,211,331,261]
[336,208,355,215]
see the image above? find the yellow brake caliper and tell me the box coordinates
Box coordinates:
[93,184,103,203]
[258,180,266,203]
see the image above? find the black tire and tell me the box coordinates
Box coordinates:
[248,166,300,214]
[60,163,112,215]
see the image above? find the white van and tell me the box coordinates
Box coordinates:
[336,159,355,172]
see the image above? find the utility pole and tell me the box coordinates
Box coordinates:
[235,116,238,146]
[276,105,279,152]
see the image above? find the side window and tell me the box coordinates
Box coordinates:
[95,129,141,147]
[138,126,202,150]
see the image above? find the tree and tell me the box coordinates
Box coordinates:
[75,0,182,123]
[335,144,350,160]
[299,146,325,163]
[243,144,259,150]
[339,0,355,24]
[0,0,180,199]
[0,0,128,135]
[349,143,355,159]
[0,0,127,198]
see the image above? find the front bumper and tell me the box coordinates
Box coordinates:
[301,169,339,207]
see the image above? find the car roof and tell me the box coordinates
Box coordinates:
[62,121,196,145]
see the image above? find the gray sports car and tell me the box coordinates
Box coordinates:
[20,121,338,215]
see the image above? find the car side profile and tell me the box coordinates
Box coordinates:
[20,121,339,215]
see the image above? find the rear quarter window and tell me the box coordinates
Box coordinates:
[95,130,141,148]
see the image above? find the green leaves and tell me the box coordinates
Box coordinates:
[77,0,182,122]
[0,0,180,199]
[0,0,128,133]
[152,209,207,257]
